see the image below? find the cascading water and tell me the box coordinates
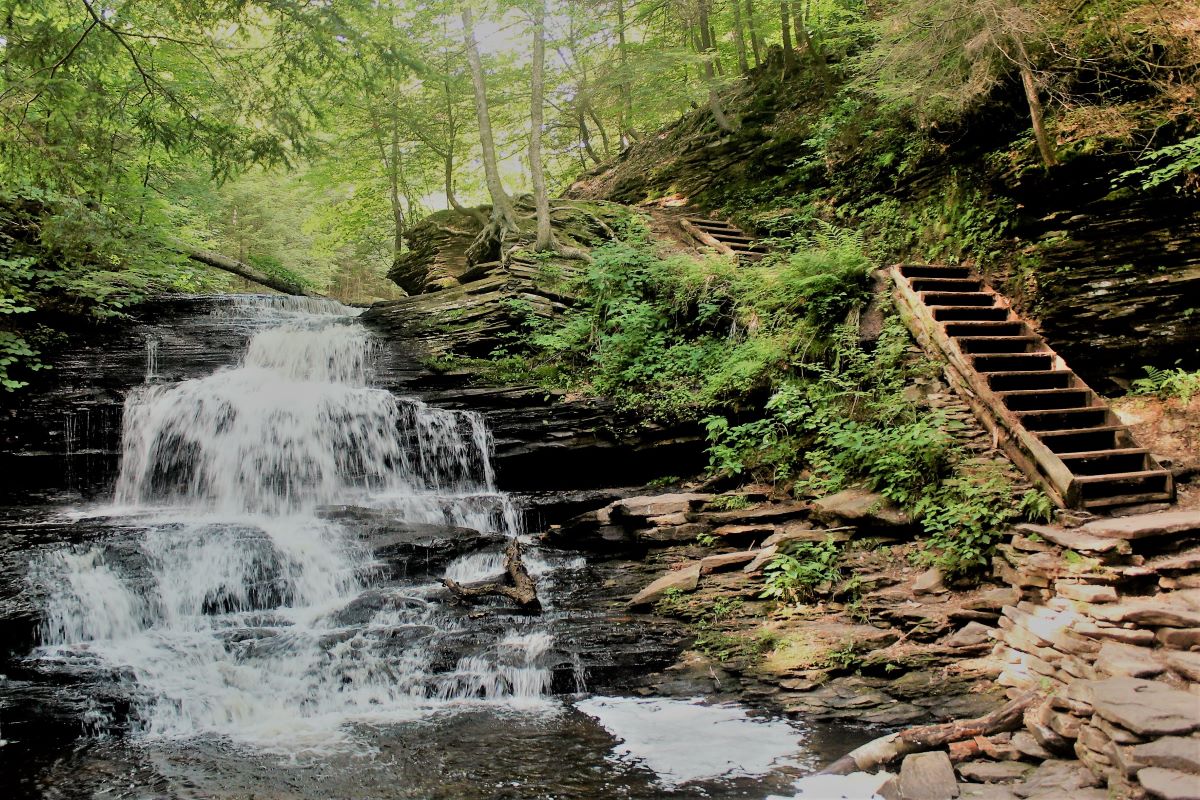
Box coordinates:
[30,295,548,753]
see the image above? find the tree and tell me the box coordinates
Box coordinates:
[461,4,519,263]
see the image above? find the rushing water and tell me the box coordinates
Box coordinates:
[5,295,882,798]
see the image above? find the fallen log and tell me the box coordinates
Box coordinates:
[821,690,1039,776]
[176,242,317,297]
[443,539,541,611]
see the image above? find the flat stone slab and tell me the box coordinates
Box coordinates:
[1090,601,1200,629]
[956,761,1033,784]
[1081,510,1200,541]
[1088,677,1200,737]
[1133,737,1200,774]
[698,550,757,574]
[900,751,959,799]
[1016,523,1129,553]
[813,488,911,528]
[1138,766,1200,800]
[628,563,701,608]
[1095,641,1166,678]
[1165,650,1200,682]
[612,493,713,521]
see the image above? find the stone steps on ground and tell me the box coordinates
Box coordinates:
[891,263,1174,511]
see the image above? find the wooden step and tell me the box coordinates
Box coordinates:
[999,388,1093,411]
[972,353,1054,372]
[1016,407,1109,431]
[943,321,1028,337]
[688,220,740,232]
[931,306,1011,322]
[1037,426,1125,454]
[899,265,974,279]
[986,370,1075,392]
[909,277,984,293]
[955,335,1043,354]
[1076,470,1173,508]
[1059,448,1151,475]
[920,291,996,307]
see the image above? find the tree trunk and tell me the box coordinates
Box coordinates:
[1018,60,1056,168]
[779,1,797,75]
[530,0,554,252]
[746,0,762,67]
[822,691,1038,775]
[179,244,316,297]
[699,1,736,132]
[732,0,750,74]
[389,112,406,258]
[791,0,831,87]
[615,0,637,143]
[462,5,517,262]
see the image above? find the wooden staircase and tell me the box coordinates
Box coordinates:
[891,263,1174,511]
[680,216,769,263]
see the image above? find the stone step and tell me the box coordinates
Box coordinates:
[955,335,1044,354]
[1000,388,1095,411]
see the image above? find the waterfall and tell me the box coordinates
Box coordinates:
[31,295,550,754]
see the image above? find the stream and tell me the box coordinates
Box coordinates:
[0,296,877,799]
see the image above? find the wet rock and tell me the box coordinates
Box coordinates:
[1137,767,1200,800]
[813,488,911,529]
[627,563,701,609]
[899,751,959,799]
[319,506,504,577]
[1089,678,1200,737]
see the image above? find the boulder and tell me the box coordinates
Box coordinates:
[1088,678,1200,737]
[813,488,912,528]
[946,622,996,649]
[627,563,702,609]
[898,751,959,799]
[913,567,947,596]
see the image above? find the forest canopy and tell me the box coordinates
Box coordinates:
[0,0,1196,387]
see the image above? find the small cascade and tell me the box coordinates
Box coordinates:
[31,295,551,754]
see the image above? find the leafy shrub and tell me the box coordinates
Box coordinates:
[1130,365,1200,404]
[761,537,844,604]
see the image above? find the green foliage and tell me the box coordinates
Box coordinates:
[476,216,873,421]
[914,467,1018,576]
[1119,135,1200,193]
[760,537,844,604]
[1018,489,1055,524]
[1130,365,1200,404]
[708,494,752,511]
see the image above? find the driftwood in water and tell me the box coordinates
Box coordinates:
[442,539,541,611]
[177,243,316,297]
[821,691,1038,775]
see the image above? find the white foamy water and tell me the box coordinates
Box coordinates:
[31,295,553,754]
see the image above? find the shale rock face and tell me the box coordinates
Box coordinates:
[388,208,485,295]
